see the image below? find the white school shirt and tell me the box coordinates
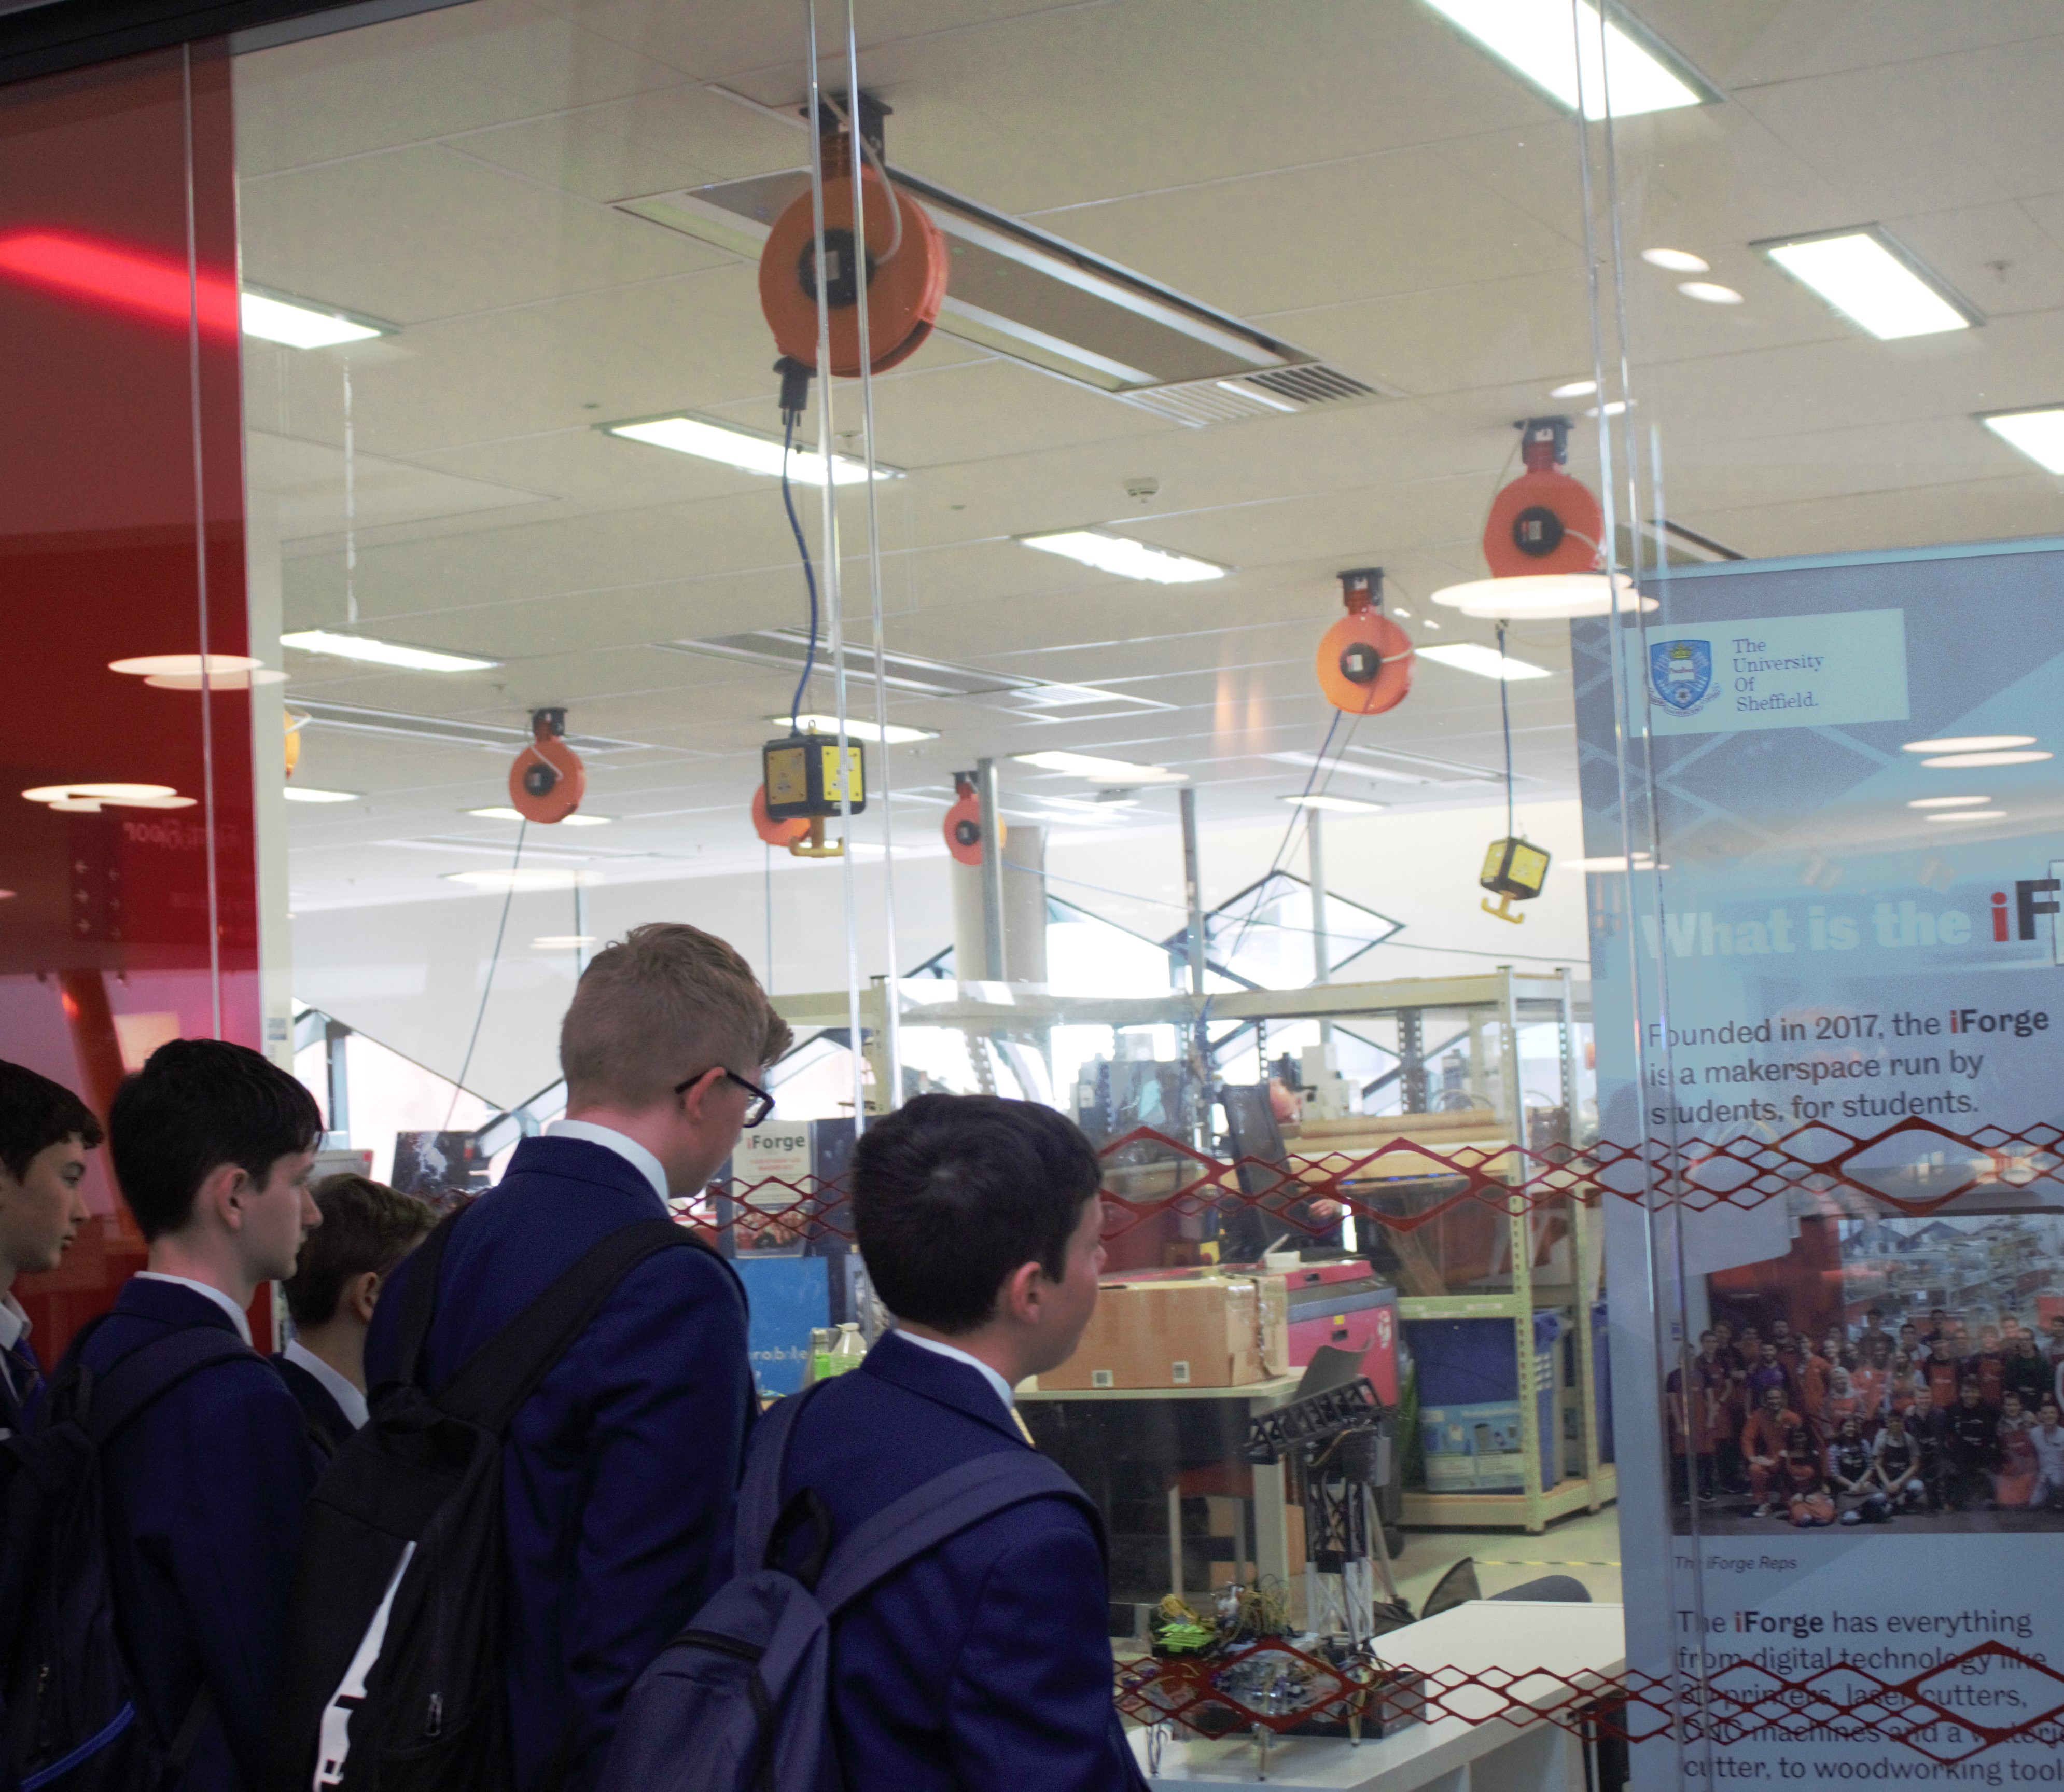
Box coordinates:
[895,1330,1017,1421]
[545,1119,670,1205]
[283,1337,370,1430]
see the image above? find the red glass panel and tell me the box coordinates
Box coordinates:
[0,43,257,1361]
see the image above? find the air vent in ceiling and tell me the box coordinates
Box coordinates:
[1120,365,1390,427]
[292,699,660,756]
[617,168,1334,408]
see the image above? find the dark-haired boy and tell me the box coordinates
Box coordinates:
[0,1059,101,1438]
[72,1038,324,1791]
[275,1173,434,1454]
[777,1092,1145,1791]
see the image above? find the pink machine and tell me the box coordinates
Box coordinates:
[1282,1260,1399,1405]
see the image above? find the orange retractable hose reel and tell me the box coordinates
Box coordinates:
[943,770,1000,866]
[1482,415,1602,577]
[759,102,948,378]
[508,707,585,823]
[1315,566,1414,716]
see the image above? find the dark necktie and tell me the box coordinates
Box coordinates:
[2,1335,41,1428]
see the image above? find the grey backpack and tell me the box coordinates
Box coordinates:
[599,1382,1094,1792]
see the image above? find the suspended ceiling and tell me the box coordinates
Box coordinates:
[232,0,2064,914]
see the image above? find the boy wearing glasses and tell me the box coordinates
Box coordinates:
[367,923,788,1792]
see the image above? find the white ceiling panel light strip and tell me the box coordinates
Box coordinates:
[1756,228,1978,340]
[603,415,899,485]
[1419,0,1713,120]
[1019,530,1226,585]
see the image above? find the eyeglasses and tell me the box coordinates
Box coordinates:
[674,1066,774,1127]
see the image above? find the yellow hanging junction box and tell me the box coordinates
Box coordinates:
[763,732,867,821]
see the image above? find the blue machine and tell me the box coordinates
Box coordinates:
[733,1255,830,1397]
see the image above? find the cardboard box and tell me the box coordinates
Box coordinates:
[1040,1271,1288,1391]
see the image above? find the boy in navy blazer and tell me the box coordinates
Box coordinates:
[76,1039,325,1792]
[366,922,790,1792]
[780,1093,1147,1792]
[0,1059,100,1439]
[274,1172,434,1455]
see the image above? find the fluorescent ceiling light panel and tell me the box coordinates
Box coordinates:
[1926,810,2007,823]
[467,805,612,825]
[1282,793,1386,813]
[1981,409,2064,475]
[445,868,590,891]
[1920,751,2051,769]
[1420,0,1706,119]
[1020,531,1226,585]
[283,630,497,673]
[773,714,938,745]
[1549,378,1598,398]
[1902,735,2034,754]
[283,786,361,803]
[1013,750,1187,784]
[1415,642,1553,681]
[1641,248,1708,273]
[605,416,898,485]
[1759,230,1974,340]
[1431,572,1650,621]
[1908,796,1990,809]
[296,699,649,756]
[1677,281,1742,305]
[240,290,385,350]
[533,935,596,948]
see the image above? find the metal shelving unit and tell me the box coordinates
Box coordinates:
[770,968,1613,1538]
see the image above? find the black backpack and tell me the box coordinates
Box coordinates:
[269,1211,715,1792]
[1,1320,252,1792]
[599,1382,1100,1792]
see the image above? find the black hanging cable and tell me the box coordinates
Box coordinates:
[1497,619,1516,840]
[445,817,527,1128]
[778,412,820,732]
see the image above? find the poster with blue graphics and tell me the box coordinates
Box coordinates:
[1573,538,2064,1790]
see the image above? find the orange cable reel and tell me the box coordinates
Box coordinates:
[751,784,810,849]
[1482,415,1602,579]
[759,98,948,379]
[1315,566,1414,715]
[943,770,1001,867]
[508,707,585,823]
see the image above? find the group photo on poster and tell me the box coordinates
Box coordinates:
[1666,1207,2064,1533]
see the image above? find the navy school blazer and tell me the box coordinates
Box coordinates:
[364,1135,755,1792]
[269,1352,355,1458]
[75,1277,324,1792]
[778,1329,1147,1792]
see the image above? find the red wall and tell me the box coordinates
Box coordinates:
[0,43,258,1362]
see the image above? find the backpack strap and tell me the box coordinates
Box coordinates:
[394,1205,465,1392]
[813,1450,1100,1617]
[77,1326,256,1448]
[431,1219,712,1434]
[732,1383,832,1581]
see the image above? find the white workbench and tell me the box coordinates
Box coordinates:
[1133,1600,1624,1791]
